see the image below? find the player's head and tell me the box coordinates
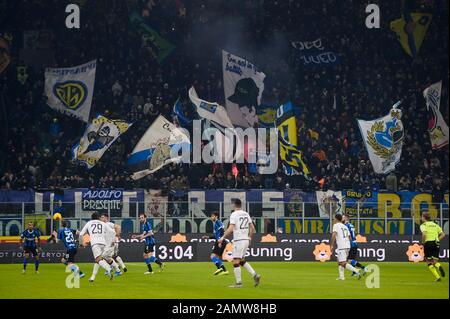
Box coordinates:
[100,213,109,223]
[233,198,242,210]
[342,214,350,223]
[421,211,431,222]
[210,212,220,221]
[27,222,34,230]
[61,220,68,228]
[91,212,100,220]
[139,213,147,223]
[334,213,343,223]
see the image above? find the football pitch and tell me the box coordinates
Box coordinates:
[0,262,448,299]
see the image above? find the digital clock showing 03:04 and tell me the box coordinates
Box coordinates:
[155,245,194,261]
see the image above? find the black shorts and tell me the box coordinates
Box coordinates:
[424,241,440,260]
[65,248,78,263]
[348,246,358,260]
[211,240,228,256]
[24,247,38,256]
[144,244,155,254]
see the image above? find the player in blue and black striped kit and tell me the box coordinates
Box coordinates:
[20,222,41,274]
[54,220,85,278]
[133,213,164,275]
[343,214,367,276]
[202,212,229,275]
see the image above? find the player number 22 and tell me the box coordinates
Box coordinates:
[239,217,249,230]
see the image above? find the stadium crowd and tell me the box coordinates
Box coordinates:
[0,0,448,195]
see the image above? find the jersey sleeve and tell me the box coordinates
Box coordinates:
[36,229,41,238]
[332,223,338,233]
[419,224,425,233]
[79,222,88,236]
[437,225,443,235]
[57,229,63,240]
[20,231,25,239]
[229,213,237,225]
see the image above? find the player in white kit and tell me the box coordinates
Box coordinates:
[101,213,127,273]
[218,199,261,288]
[330,214,361,280]
[78,212,116,282]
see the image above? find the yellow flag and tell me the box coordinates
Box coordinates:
[390,13,432,57]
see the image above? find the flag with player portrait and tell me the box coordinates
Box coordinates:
[44,60,96,122]
[222,50,265,128]
[72,115,132,169]
[128,115,191,180]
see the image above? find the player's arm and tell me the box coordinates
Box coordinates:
[438,229,445,242]
[249,222,256,244]
[37,233,42,252]
[330,231,337,252]
[78,223,88,247]
[218,224,234,243]
[19,233,24,250]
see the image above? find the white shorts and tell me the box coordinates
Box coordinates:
[337,249,349,263]
[102,245,115,259]
[232,240,250,259]
[91,244,105,259]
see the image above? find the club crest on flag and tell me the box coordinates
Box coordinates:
[53,81,87,110]
[366,109,404,168]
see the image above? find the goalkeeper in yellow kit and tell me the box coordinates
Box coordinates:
[420,212,446,281]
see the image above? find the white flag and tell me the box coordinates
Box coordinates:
[44,60,96,122]
[357,103,404,174]
[188,86,234,128]
[423,81,449,149]
[72,115,132,169]
[222,50,265,127]
[316,190,343,218]
[127,115,191,180]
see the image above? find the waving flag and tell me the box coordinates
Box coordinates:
[72,115,132,169]
[357,102,404,174]
[128,115,190,180]
[222,50,265,127]
[390,13,432,57]
[423,81,449,149]
[189,86,233,129]
[276,102,310,177]
[44,60,96,122]
[172,97,192,128]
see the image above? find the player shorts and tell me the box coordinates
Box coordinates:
[337,248,349,263]
[144,244,155,254]
[211,240,228,256]
[348,246,358,260]
[91,244,105,259]
[424,241,440,260]
[24,247,38,256]
[232,240,249,259]
[65,248,77,263]
[102,245,115,259]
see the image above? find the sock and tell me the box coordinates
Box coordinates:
[221,263,227,271]
[115,256,126,269]
[428,264,440,279]
[345,263,360,274]
[356,262,365,269]
[243,262,256,276]
[98,260,111,273]
[233,264,242,284]
[35,259,39,271]
[69,264,79,272]
[110,259,120,272]
[339,265,345,279]
[149,255,162,265]
[23,258,27,270]
[212,256,222,269]
[91,263,100,279]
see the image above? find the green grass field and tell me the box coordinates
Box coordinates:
[0,262,448,299]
